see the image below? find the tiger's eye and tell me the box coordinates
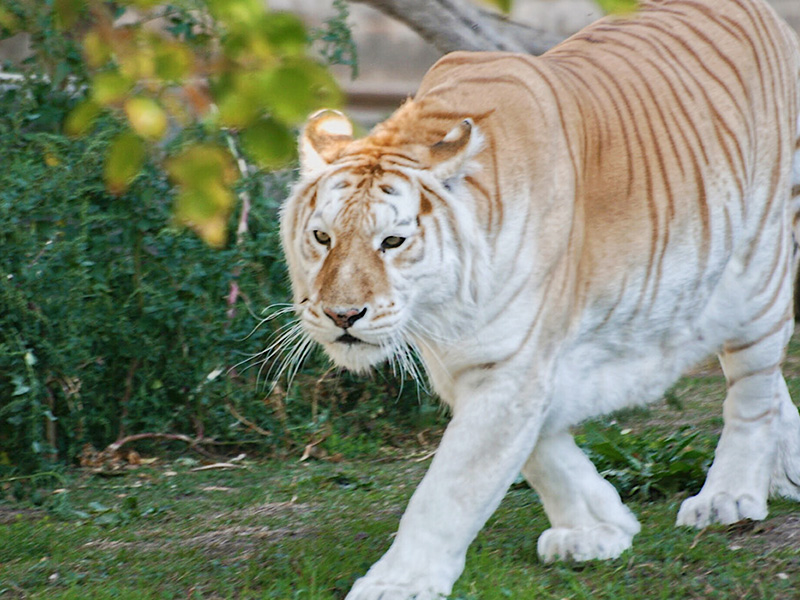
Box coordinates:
[381,236,406,250]
[313,230,331,246]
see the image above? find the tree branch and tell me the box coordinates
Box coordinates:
[350,0,564,55]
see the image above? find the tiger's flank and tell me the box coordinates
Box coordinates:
[278,0,800,597]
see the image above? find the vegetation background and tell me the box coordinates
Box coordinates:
[0,0,432,483]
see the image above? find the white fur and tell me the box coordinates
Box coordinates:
[280,39,800,600]
[282,140,800,599]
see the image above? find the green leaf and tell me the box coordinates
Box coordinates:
[104,131,146,195]
[596,0,640,15]
[167,145,238,188]
[260,58,343,124]
[153,40,194,82]
[11,376,30,397]
[263,12,307,56]
[88,501,111,513]
[207,0,263,28]
[240,117,296,169]
[215,73,265,128]
[54,0,84,30]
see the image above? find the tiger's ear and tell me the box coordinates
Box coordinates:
[299,109,353,177]
[428,118,483,184]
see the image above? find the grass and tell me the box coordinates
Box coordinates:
[3,340,800,598]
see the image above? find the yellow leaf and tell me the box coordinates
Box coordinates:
[44,153,61,167]
[475,0,512,14]
[122,0,163,8]
[124,97,168,139]
[118,44,156,80]
[92,71,133,106]
[64,99,101,137]
[169,145,239,248]
[167,145,238,188]
[0,7,20,31]
[193,215,228,248]
[83,30,112,69]
[104,131,146,195]
[173,186,234,248]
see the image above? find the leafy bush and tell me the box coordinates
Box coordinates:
[0,1,442,481]
[0,78,439,477]
[0,78,272,470]
[577,422,714,500]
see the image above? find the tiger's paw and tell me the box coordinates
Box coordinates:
[676,491,767,528]
[345,577,447,600]
[537,523,635,563]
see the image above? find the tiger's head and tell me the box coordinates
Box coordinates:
[280,109,487,373]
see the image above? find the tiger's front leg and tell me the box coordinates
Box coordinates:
[345,378,546,600]
[522,432,640,563]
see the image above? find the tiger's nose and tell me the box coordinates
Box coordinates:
[323,307,367,329]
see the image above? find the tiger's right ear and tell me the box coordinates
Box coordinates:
[299,110,353,178]
[428,118,483,184]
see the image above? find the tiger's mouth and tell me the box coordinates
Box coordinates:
[335,333,378,347]
[337,333,363,345]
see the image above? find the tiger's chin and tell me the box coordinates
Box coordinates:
[321,338,394,374]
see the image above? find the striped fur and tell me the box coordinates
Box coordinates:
[279,0,800,597]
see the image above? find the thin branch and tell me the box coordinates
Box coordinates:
[105,432,218,459]
[350,0,564,55]
[226,402,272,437]
[224,133,250,320]
[116,357,140,441]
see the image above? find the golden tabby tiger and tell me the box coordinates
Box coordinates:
[280,0,800,597]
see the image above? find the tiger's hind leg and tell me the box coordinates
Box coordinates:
[521,432,641,562]
[677,315,798,528]
[769,376,800,501]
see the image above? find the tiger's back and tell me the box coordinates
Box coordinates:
[402,0,800,325]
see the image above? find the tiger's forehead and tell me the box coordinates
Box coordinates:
[313,163,419,230]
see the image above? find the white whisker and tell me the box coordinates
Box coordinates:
[255,321,309,390]
[237,304,298,343]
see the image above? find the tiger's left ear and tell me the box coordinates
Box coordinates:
[299,109,354,177]
[428,118,484,184]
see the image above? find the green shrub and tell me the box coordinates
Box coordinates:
[0,2,442,479]
[0,79,439,476]
[0,78,277,470]
[577,422,714,500]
